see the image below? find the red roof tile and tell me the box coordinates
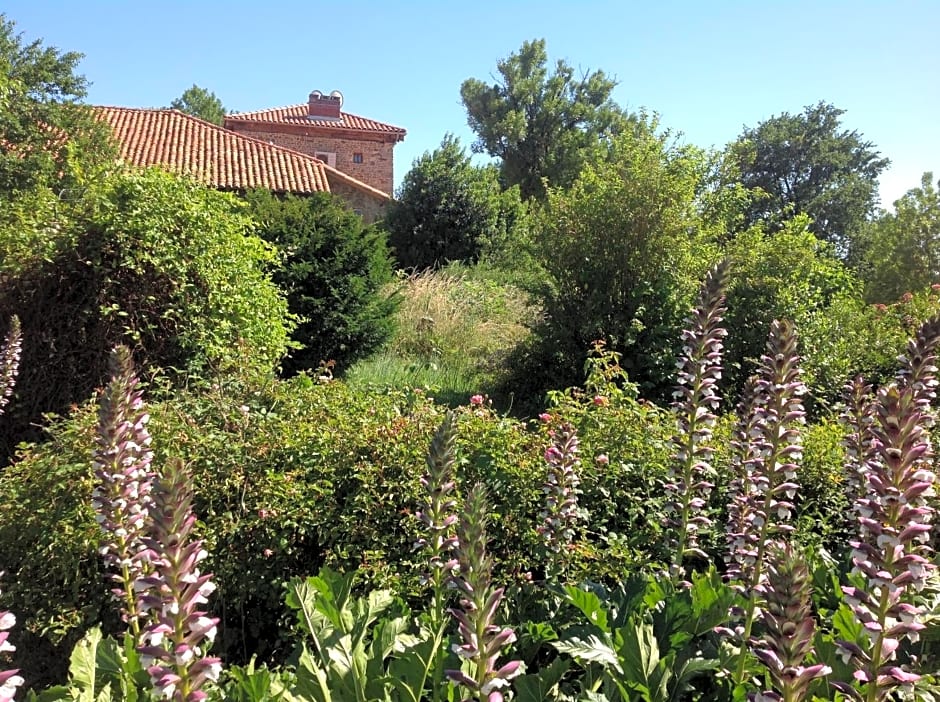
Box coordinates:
[225,104,406,139]
[94,106,333,194]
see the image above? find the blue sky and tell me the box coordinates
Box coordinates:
[5,1,938,207]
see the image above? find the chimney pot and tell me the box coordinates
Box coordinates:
[307,89,342,119]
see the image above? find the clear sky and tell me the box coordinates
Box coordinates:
[4,1,938,207]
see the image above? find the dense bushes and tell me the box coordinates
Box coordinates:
[0,169,291,460]
[245,189,397,375]
[0,336,862,687]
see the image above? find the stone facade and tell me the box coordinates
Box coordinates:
[226,124,397,197]
[328,178,389,223]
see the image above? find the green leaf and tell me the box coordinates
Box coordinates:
[553,634,622,673]
[294,645,333,702]
[561,585,610,632]
[514,657,570,702]
[385,630,441,702]
[617,620,662,698]
[69,627,102,700]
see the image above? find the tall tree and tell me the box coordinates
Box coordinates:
[506,120,718,402]
[386,134,526,270]
[460,39,627,200]
[855,172,940,303]
[0,14,113,193]
[170,84,226,125]
[727,102,889,256]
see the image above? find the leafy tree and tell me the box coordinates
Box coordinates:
[386,134,527,270]
[727,102,889,256]
[170,84,226,125]
[504,121,718,405]
[855,172,940,303]
[722,217,861,402]
[0,168,291,460]
[0,14,114,193]
[245,189,397,375]
[460,38,628,199]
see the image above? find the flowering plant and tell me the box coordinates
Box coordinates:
[136,458,221,702]
[446,483,523,702]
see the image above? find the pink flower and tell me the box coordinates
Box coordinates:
[595,454,609,465]
[592,395,609,407]
[538,413,552,423]
[901,292,914,303]
[470,394,484,406]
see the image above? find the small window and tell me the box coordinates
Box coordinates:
[353,152,364,164]
[314,151,337,168]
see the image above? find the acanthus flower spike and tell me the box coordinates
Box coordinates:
[92,346,155,635]
[835,382,936,701]
[749,541,831,701]
[137,459,221,702]
[537,421,586,576]
[0,316,21,417]
[415,412,460,626]
[723,320,807,688]
[665,259,729,581]
[445,483,524,702]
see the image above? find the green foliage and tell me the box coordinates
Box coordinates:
[722,217,860,400]
[855,172,940,303]
[347,265,540,401]
[798,285,940,406]
[169,84,226,125]
[245,189,396,375]
[386,135,529,271]
[727,101,889,256]
[0,167,291,459]
[0,14,115,194]
[552,569,731,701]
[509,123,718,406]
[460,39,629,200]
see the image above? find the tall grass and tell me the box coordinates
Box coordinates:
[345,265,541,404]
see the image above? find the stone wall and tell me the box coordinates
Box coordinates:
[227,126,396,196]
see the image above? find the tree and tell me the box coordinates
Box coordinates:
[504,121,718,404]
[170,84,226,125]
[0,168,292,460]
[386,134,526,270]
[245,189,397,375]
[855,172,940,303]
[727,102,889,256]
[0,14,114,193]
[460,39,628,199]
[722,217,861,401]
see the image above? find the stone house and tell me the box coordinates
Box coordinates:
[95,100,401,223]
[224,91,406,198]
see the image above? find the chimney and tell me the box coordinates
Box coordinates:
[307,90,343,120]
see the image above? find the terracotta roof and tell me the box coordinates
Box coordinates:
[225,104,406,139]
[94,106,332,194]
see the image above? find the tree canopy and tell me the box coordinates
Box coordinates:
[0,14,114,193]
[460,38,627,200]
[245,189,397,375]
[386,134,526,270]
[855,172,940,303]
[727,102,888,257]
[170,84,226,125]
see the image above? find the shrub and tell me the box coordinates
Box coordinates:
[386,135,527,271]
[0,168,291,459]
[245,189,397,375]
[506,124,718,408]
